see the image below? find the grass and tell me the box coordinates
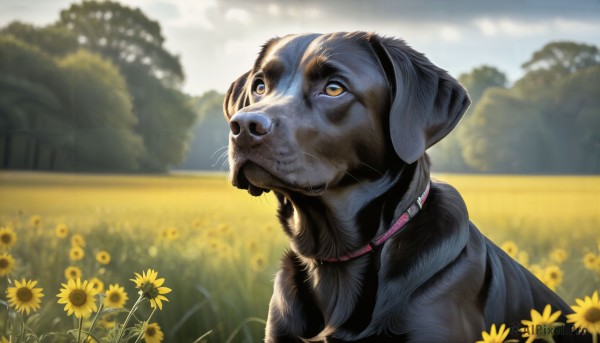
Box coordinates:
[0,171,598,342]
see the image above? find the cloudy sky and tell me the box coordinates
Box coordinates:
[2,0,600,96]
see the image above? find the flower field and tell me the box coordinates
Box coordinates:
[0,171,598,342]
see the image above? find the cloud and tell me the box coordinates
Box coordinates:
[225,8,252,25]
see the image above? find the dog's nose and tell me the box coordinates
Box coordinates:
[229,112,273,146]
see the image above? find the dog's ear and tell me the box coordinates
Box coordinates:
[223,71,251,121]
[368,34,471,164]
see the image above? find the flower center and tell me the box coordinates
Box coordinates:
[141,282,159,299]
[584,307,600,323]
[146,327,156,337]
[17,287,33,302]
[0,258,8,269]
[109,292,121,303]
[69,289,88,307]
[1,234,11,244]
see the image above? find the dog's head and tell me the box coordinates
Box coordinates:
[224,32,470,197]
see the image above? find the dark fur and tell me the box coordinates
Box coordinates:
[223,32,590,342]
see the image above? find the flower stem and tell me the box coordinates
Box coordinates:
[593,333,597,343]
[18,312,25,343]
[86,301,104,342]
[116,293,144,343]
[132,307,157,343]
[77,316,83,343]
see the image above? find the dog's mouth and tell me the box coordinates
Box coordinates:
[233,162,327,197]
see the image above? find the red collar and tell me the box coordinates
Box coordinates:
[321,182,431,263]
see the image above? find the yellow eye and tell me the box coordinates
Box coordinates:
[253,80,266,95]
[324,82,345,97]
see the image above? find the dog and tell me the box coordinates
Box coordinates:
[223,32,589,342]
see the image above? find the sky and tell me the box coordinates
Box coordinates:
[1,0,600,96]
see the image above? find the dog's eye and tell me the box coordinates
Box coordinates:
[324,82,345,97]
[253,79,266,95]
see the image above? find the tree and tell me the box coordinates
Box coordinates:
[515,41,600,93]
[0,35,71,169]
[177,91,229,171]
[58,50,146,171]
[428,65,508,173]
[57,1,199,171]
[0,21,78,56]
[57,0,183,86]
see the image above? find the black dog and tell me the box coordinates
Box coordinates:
[223,32,588,342]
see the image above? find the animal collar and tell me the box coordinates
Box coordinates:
[321,181,431,263]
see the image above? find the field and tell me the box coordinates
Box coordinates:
[0,172,598,342]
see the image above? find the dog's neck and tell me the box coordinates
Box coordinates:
[276,155,431,262]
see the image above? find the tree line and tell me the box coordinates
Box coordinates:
[1,0,598,174]
[0,1,197,172]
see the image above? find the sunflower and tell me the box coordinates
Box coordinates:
[69,246,85,261]
[543,265,564,291]
[130,269,171,310]
[0,252,16,277]
[6,278,44,315]
[56,278,98,318]
[96,250,111,264]
[521,304,563,343]
[65,266,82,280]
[0,227,17,250]
[104,284,128,308]
[89,277,104,293]
[583,253,599,271]
[161,227,180,241]
[55,223,69,238]
[550,248,568,264]
[143,322,164,343]
[71,234,86,247]
[500,240,519,259]
[567,291,600,335]
[98,313,116,329]
[475,323,511,343]
[29,215,41,227]
[250,252,267,272]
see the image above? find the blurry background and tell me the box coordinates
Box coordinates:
[0,1,599,342]
[1,0,599,174]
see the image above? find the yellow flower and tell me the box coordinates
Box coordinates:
[250,252,267,272]
[89,277,104,293]
[130,269,171,310]
[104,284,128,308]
[65,266,82,280]
[1,337,9,343]
[71,234,86,247]
[521,304,563,343]
[0,253,16,277]
[29,215,41,227]
[98,313,116,329]
[583,253,598,271]
[476,323,511,343]
[69,246,85,261]
[543,265,564,291]
[0,227,17,250]
[6,278,44,315]
[144,322,164,343]
[528,264,544,281]
[500,240,519,258]
[567,291,600,335]
[55,223,69,238]
[96,250,111,265]
[161,227,180,240]
[56,278,98,318]
[246,239,259,253]
[550,248,568,264]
